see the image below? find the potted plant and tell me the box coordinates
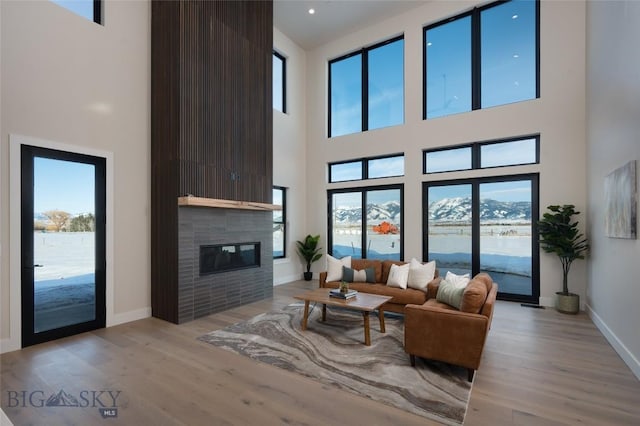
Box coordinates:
[538,204,589,314]
[296,234,323,281]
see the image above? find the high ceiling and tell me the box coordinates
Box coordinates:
[273,0,427,50]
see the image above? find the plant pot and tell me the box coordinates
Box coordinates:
[303,271,313,281]
[556,292,579,314]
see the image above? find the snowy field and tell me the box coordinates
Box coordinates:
[33,231,95,284]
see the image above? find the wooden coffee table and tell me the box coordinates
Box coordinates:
[293,288,393,346]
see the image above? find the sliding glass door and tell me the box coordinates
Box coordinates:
[424,174,539,303]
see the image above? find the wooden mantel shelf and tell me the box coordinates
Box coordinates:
[178,196,281,211]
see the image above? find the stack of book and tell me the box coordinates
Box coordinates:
[329,288,358,299]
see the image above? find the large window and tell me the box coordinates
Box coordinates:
[328,185,403,260]
[329,36,404,138]
[273,51,286,113]
[423,175,539,303]
[329,154,404,183]
[273,187,286,258]
[424,0,538,119]
[424,135,539,174]
[50,0,102,24]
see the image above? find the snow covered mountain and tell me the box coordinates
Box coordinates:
[429,197,531,222]
[333,201,401,224]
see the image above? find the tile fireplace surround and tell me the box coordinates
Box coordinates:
[177,205,274,323]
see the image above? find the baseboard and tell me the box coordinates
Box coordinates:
[538,296,554,307]
[1,407,14,425]
[586,303,640,381]
[0,337,20,355]
[108,307,152,327]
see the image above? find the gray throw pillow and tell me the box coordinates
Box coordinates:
[436,279,465,309]
[342,266,376,283]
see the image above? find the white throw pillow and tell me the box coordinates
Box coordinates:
[445,271,471,289]
[407,258,436,290]
[386,263,410,289]
[326,255,351,282]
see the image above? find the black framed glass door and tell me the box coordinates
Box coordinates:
[21,145,106,347]
[423,174,539,303]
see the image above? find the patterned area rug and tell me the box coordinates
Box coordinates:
[198,303,472,425]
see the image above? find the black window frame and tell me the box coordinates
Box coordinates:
[273,186,287,259]
[329,153,404,183]
[273,50,287,113]
[422,173,540,304]
[423,0,540,119]
[327,183,404,260]
[328,34,404,138]
[51,0,103,25]
[423,134,540,174]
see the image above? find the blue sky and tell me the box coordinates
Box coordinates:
[50,0,94,21]
[34,157,95,215]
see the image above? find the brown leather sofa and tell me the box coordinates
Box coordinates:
[318,259,440,314]
[404,272,498,381]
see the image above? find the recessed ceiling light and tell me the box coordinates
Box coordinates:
[512,14,518,19]
[513,54,519,58]
[427,42,432,46]
[308,8,315,15]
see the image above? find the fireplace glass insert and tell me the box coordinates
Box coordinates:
[199,242,261,275]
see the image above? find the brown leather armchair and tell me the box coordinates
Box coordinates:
[404,273,498,382]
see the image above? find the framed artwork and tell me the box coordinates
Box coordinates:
[604,160,637,239]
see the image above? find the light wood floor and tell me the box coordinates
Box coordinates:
[2,280,639,425]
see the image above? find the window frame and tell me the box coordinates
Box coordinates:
[423,0,540,119]
[422,173,540,304]
[272,186,286,259]
[328,34,404,138]
[423,134,540,174]
[273,50,287,113]
[51,0,103,25]
[329,153,404,183]
[327,184,404,260]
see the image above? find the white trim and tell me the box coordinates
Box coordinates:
[538,296,554,307]
[6,134,115,352]
[1,407,14,426]
[0,337,20,354]
[274,273,302,286]
[586,303,640,381]
[110,307,151,327]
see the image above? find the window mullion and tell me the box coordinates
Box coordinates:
[362,49,369,132]
[361,191,367,258]
[471,183,481,275]
[471,8,481,110]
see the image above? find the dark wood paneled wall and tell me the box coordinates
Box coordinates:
[151,0,273,323]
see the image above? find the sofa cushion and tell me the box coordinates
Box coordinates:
[472,272,493,293]
[386,263,410,289]
[436,279,465,309]
[342,266,375,283]
[459,278,489,314]
[381,260,407,284]
[350,259,382,283]
[326,255,351,282]
[445,271,470,288]
[407,258,436,291]
[352,283,427,305]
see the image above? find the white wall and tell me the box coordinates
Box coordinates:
[0,0,150,350]
[273,28,309,284]
[303,0,588,305]
[585,0,640,379]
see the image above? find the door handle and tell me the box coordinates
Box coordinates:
[25,264,44,268]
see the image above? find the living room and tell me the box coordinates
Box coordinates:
[1,0,639,424]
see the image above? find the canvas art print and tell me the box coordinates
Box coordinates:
[604,160,637,239]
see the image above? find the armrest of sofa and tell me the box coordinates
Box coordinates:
[404,304,489,370]
[319,271,328,288]
[425,276,442,299]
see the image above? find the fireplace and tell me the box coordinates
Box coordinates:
[200,242,260,275]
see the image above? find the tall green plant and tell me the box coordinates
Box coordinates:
[538,205,589,295]
[296,234,323,273]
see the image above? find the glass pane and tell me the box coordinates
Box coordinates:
[368,38,404,130]
[481,138,537,168]
[332,192,362,258]
[330,54,362,137]
[368,155,404,179]
[425,16,472,119]
[481,0,537,108]
[479,180,532,296]
[427,184,472,276]
[50,0,95,22]
[330,161,362,182]
[272,187,284,258]
[33,157,96,332]
[366,189,401,260]
[425,147,472,173]
[272,188,283,222]
[273,53,284,112]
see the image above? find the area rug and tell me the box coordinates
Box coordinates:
[198,303,472,425]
